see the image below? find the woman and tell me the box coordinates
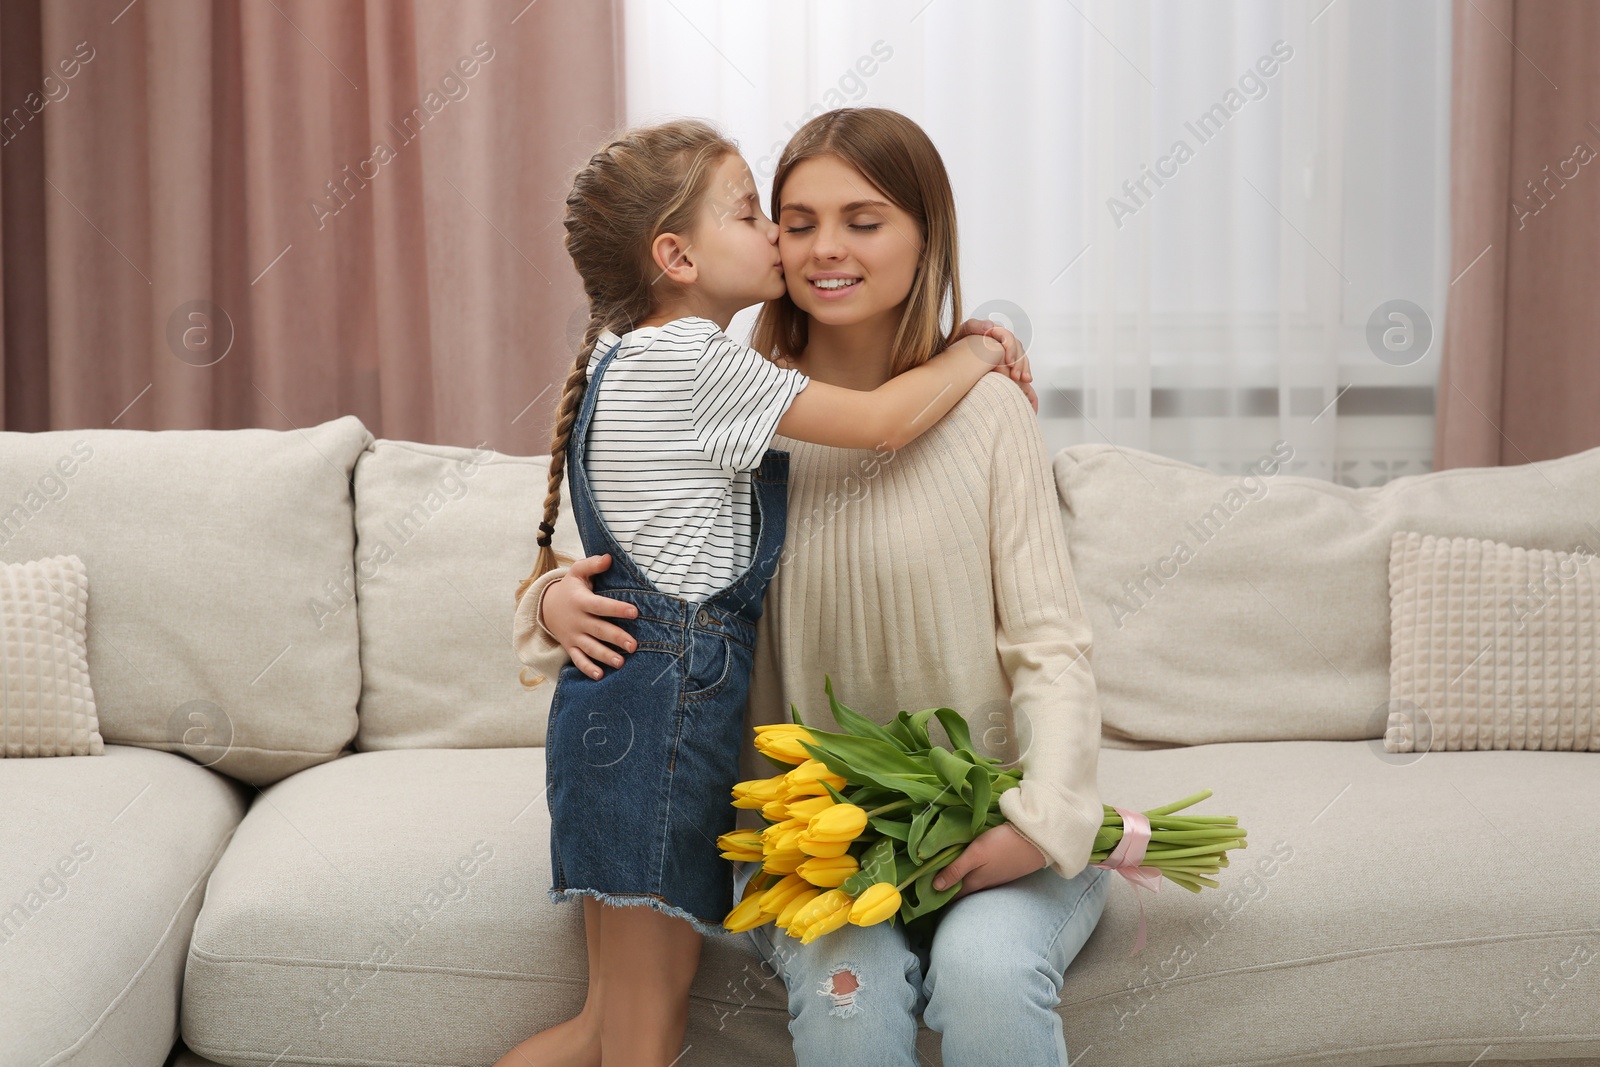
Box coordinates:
[514,107,1110,1067]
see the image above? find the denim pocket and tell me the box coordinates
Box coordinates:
[682,632,732,701]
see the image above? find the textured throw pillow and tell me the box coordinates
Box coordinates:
[1387,530,1598,752]
[1,554,103,757]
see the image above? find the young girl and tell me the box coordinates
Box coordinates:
[499,119,1032,1067]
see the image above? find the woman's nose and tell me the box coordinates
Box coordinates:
[813,223,845,259]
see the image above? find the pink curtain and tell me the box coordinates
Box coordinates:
[1436,0,1600,468]
[0,0,618,455]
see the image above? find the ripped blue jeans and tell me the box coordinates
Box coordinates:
[732,859,1112,1067]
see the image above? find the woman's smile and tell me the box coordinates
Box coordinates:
[808,272,862,299]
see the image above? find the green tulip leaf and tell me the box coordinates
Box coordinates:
[868,815,910,841]
[917,805,975,861]
[870,773,951,806]
[904,852,961,920]
[797,731,931,779]
[929,747,975,795]
[879,715,920,751]
[967,762,992,836]
[821,674,902,746]
[861,836,898,881]
[906,801,938,861]
[931,707,975,752]
[898,709,933,751]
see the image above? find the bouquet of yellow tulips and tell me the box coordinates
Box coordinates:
[717,676,1247,948]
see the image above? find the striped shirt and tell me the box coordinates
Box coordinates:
[580,317,810,603]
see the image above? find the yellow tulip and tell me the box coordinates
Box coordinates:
[800,903,854,944]
[848,883,901,926]
[806,803,868,840]
[784,759,848,797]
[786,889,854,943]
[722,894,770,932]
[795,833,854,858]
[757,873,811,916]
[796,853,859,888]
[716,829,766,862]
[731,775,789,809]
[761,847,807,875]
[761,798,789,822]
[740,870,776,902]
[775,888,821,929]
[784,795,835,820]
[761,818,806,851]
[772,825,806,853]
[753,725,817,765]
[753,722,813,737]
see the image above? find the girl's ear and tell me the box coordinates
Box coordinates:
[650,231,698,285]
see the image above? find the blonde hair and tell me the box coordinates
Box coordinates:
[514,118,740,688]
[751,108,963,376]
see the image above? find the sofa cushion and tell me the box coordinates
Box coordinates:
[176,743,1599,1067]
[0,553,102,757]
[351,441,580,751]
[0,416,372,785]
[1054,440,1600,747]
[1072,741,1600,1066]
[182,747,793,1067]
[1388,530,1599,752]
[0,744,248,1067]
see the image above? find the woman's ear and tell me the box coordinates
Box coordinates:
[649,231,698,285]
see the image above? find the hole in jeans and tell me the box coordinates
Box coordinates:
[819,964,863,1018]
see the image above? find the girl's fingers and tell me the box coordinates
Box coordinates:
[583,634,628,669]
[594,623,636,654]
[569,647,604,679]
[587,590,640,619]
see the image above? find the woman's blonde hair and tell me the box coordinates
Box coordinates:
[514,118,739,687]
[751,107,963,377]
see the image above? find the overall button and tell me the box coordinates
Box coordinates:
[695,608,711,626]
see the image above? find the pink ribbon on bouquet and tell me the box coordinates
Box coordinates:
[1091,805,1163,956]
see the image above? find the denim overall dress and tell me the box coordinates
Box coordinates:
[545,337,791,939]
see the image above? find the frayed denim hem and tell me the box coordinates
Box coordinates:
[549,886,730,939]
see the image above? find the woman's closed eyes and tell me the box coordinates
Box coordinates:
[783,223,882,233]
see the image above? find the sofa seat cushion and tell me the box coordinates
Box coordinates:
[0,745,249,1067]
[176,744,1598,1067]
[1070,741,1600,1067]
[180,746,807,1067]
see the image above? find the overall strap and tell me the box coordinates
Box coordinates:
[566,336,652,589]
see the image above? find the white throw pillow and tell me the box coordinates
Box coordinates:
[1387,530,1598,752]
[1,554,103,757]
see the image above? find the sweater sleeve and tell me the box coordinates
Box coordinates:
[513,565,572,684]
[983,379,1104,880]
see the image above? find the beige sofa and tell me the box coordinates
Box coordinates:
[1,415,1594,1067]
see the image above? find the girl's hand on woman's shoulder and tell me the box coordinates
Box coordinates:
[952,318,1038,414]
[542,553,640,680]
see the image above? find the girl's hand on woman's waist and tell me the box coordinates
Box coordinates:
[541,553,639,680]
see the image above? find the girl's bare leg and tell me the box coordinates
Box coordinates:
[492,896,605,1067]
[597,901,703,1067]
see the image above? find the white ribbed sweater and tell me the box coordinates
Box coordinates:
[512,372,1103,879]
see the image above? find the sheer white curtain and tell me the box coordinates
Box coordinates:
[623,0,1450,485]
